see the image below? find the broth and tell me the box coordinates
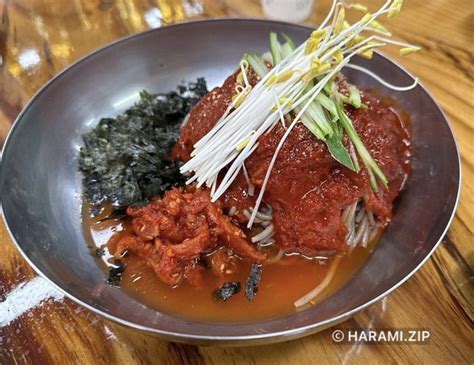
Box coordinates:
[83,203,379,323]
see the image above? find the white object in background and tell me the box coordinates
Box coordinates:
[261,0,315,23]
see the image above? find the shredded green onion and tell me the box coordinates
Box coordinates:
[244,53,269,78]
[299,109,326,140]
[282,33,296,51]
[305,101,334,137]
[281,42,294,59]
[335,102,388,190]
[348,85,362,107]
[315,93,338,121]
[326,130,356,171]
[269,32,282,65]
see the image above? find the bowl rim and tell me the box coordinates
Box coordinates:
[0,18,462,344]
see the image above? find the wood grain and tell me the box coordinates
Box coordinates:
[0,1,473,364]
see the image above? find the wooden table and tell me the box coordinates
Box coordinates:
[0,0,472,363]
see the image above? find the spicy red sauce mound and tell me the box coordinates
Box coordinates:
[173,73,411,256]
[115,187,265,287]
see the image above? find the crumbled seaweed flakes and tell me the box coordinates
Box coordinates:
[94,247,105,258]
[107,259,125,286]
[79,78,208,210]
[214,282,241,301]
[245,263,262,302]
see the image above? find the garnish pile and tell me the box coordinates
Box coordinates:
[180,0,419,227]
[79,79,207,213]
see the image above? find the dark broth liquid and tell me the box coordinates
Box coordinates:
[83,203,379,323]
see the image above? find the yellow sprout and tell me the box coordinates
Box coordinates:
[316,61,331,73]
[236,60,249,86]
[304,37,320,55]
[334,8,346,34]
[311,56,322,68]
[332,48,344,63]
[275,70,295,83]
[236,137,250,151]
[400,46,421,56]
[232,93,243,107]
[236,71,244,85]
[265,75,277,86]
[302,69,318,82]
[388,0,403,19]
[232,87,250,108]
[348,34,365,47]
[360,13,372,24]
[351,3,368,12]
[305,29,327,54]
[309,56,331,75]
[265,70,295,86]
[359,49,373,59]
[369,20,390,34]
[271,98,293,112]
[311,29,327,39]
[301,57,331,82]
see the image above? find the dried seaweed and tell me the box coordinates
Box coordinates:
[214,282,241,301]
[245,263,262,302]
[79,78,208,212]
[94,247,105,258]
[107,259,125,286]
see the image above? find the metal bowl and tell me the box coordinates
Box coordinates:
[0,19,461,345]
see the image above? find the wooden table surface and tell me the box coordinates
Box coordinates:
[0,0,472,364]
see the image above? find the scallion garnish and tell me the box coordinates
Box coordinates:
[335,102,388,191]
[244,53,269,78]
[281,42,294,59]
[269,32,282,65]
[282,33,297,51]
[326,125,357,171]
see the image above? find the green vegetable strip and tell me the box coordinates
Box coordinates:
[269,32,282,65]
[315,93,338,121]
[305,101,333,137]
[281,33,296,51]
[323,79,336,96]
[350,141,361,171]
[336,87,368,110]
[325,132,356,171]
[297,104,356,171]
[298,108,326,140]
[245,53,269,78]
[335,103,388,191]
[281,43,293,59]
[314,103,357,171]
[348,85,362,108]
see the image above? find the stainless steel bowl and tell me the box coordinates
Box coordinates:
[0,19,461,345]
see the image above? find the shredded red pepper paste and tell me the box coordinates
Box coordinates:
[117,187,264,286]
